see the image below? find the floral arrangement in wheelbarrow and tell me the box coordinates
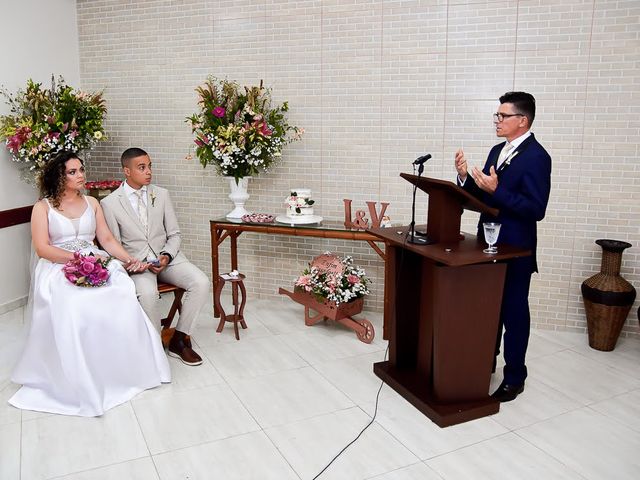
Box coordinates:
[279,253,375,343]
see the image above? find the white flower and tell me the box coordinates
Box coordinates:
[93,131,103,140]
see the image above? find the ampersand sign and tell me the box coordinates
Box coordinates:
[353,210,369,229]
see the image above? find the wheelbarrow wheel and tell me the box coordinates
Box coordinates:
[355,318,375,344]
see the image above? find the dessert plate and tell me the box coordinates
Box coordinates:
[241,213,276,223]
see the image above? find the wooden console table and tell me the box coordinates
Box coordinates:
[209,218,387,324]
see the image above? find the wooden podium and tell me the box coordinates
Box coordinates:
[370,174,530,427]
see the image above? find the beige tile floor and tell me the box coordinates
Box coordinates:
[1,296,639,480]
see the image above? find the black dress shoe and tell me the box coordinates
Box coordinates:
[491,382,524,402]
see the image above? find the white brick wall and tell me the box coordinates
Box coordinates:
[76,0,640,338]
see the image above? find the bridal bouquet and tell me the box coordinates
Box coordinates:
[295,254,370,306]
[63,253,112,288]
[186,77,303,183]
[0,76,107,182]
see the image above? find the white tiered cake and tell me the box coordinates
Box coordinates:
[286,189,315,217]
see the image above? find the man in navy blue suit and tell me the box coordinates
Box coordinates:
[454,91,552,402]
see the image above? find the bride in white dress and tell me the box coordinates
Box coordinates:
[9,151,171,416]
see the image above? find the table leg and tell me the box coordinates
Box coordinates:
[230,232,239,270]
[211,225,221,318]
[215,277,226,332]
[238,279,247,329]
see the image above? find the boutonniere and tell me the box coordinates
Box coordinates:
[149,190,156,207]
[505,151,519,166]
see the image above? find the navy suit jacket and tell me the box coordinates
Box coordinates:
[459,133,552,273]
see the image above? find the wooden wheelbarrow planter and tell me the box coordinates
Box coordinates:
[279,287,375,344]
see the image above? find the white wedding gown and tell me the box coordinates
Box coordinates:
[9,197,171,416]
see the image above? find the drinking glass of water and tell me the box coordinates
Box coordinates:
[483,222,501,254]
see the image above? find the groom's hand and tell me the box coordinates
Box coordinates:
[149,255,170,274]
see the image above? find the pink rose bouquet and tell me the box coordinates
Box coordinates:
[63,252,112,287]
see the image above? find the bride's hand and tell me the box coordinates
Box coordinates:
[124,258,150,274]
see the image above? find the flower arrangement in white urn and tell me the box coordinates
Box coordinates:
[187,77,303,182]
[187,77,303,218]
[0,76,107,184]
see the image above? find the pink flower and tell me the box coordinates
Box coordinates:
[212,106,226,118]
[6,126,32,153]
[347,274,360,285]
[95,268,110,282]
[65,272,80,283]
[295,275,311,287]
[260,123,272,136]
[6,135,22,153]
[80,261,95,275]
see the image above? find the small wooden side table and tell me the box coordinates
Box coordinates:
[214,273,247,340]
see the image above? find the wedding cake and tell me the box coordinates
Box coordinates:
[285,189,315,217]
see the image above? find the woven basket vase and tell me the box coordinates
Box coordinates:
[581,239,636,351]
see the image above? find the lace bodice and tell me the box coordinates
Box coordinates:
[46,197,97,251]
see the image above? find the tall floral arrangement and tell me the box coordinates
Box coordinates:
[186,77,303,183]
[0,76,107,183]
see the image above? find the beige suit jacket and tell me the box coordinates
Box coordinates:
[101,184,187,265]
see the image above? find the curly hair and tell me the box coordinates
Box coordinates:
[38,151,84,208]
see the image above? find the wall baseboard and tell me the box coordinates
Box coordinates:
[0,296,28,316]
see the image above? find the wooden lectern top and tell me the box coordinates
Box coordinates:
[401,173,498,217]
[400,173,498,244]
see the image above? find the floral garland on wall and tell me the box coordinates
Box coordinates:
[0,76,107,184]
[186,77,303,183]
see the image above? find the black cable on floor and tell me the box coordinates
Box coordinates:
[311,344,389,480]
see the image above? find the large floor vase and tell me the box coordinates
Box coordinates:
[225,176,250,219]
[581,239,636,351]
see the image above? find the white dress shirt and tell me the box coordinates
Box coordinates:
[458,130,532,186]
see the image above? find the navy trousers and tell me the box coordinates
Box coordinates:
[495,256,534,386]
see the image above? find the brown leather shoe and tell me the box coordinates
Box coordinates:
[168,330,203,366]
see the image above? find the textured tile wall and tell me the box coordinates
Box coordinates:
[76,0,640,337]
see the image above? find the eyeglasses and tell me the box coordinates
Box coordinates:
[493,113,524,122]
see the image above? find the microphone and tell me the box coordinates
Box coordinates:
[413,153,432,165]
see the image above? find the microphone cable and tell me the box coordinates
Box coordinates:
[311,343,389,480]
[311,157,415,479]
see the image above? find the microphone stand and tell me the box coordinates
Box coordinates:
[407,162,429,245]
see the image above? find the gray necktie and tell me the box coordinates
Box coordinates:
[497,143,514,170]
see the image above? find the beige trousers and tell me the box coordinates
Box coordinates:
[130,261,210,335]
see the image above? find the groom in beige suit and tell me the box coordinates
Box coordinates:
[101,148,209,366]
